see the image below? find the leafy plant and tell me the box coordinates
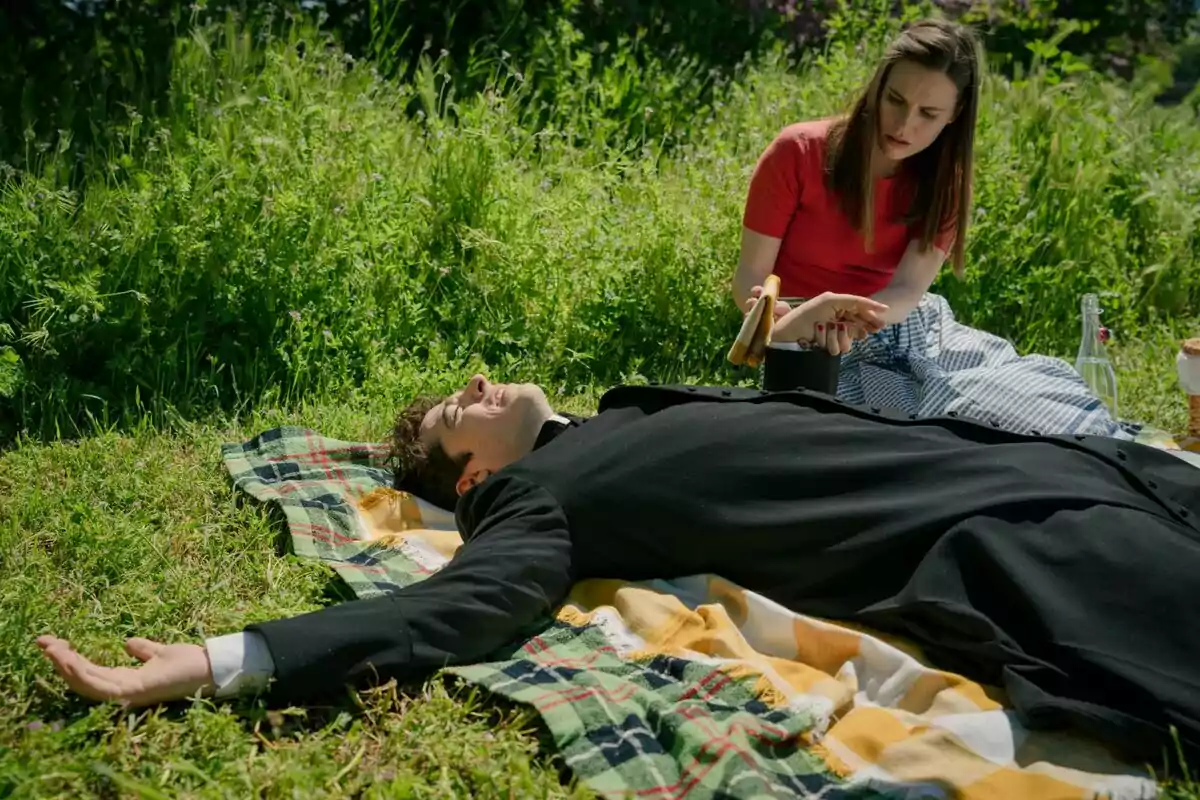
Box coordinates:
[1,5,1197,442]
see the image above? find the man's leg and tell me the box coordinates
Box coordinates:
[854,503,1200,768]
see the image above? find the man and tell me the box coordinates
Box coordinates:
[37,302,1200,767]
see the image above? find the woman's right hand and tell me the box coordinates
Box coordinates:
[744,284,792,322]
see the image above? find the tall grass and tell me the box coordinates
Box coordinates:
[1,5,1197,441]
[3,7,1200,798]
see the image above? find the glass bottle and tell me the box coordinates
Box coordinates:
[1075,293,1118,418]
[1177,338,1200,450]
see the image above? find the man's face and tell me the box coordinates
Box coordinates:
[876,58,960,163]
[418,374,553,493]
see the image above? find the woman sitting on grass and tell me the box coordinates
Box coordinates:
[732,18,1127,438]
[735,17,974,350]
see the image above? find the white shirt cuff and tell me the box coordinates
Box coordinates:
[206,631,276,698]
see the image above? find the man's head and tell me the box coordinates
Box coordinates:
[389,374,554,509]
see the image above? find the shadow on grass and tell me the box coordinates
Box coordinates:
[224,673,589,794]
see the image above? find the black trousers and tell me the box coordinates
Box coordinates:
[762,346,842,395]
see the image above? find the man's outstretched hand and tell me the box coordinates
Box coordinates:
[36,635,216,708]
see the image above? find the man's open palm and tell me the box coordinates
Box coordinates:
[37,635,214,707]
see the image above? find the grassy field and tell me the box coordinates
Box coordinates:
[0,384,607,798]
[3,344,1199,798]
[3,4,1200,798]
[2,7,1197,440]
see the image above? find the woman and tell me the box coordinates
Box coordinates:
[734,17,977,355]
[731,18,1127,438]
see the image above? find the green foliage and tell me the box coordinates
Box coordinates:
[1,6,1199,442]
[5,0,1197,181]
[941,0,1197,76]
[0,1,274,181]
[3,9,1200,795]
[0,407,596,798]
[0,0,790,174]
[936,42,1200,346]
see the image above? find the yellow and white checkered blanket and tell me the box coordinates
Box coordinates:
[355,487,1159,800]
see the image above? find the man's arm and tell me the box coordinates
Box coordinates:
[38,474,575,706]
[207,630,276,697]
[244,474,575,701]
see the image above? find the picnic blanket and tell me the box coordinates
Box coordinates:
[832,293,1134,439]
[221,426,1162,800]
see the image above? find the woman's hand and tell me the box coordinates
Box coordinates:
[773,293,889,355]
[744,284,792,322]
[809,317,877,355]
[36,635,216,708]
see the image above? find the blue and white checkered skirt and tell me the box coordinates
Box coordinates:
[834,294,1133,439]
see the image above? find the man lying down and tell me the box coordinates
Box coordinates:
[38,293,1200,768]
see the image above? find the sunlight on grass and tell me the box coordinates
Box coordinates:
[2,2,1199,797]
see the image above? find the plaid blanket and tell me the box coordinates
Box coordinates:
[834,294,1134,439]
[221,426,1163,800]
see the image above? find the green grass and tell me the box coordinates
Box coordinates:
[3,345,1199,798]
[1,5,1198,439]
[0,384,602,798]
[3,3,1200,797]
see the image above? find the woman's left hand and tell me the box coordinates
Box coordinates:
[812,321,860,356]
[774,293,889,355]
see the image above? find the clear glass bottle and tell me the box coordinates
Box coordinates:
[1075,293,1118,418]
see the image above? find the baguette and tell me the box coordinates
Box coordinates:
[727,275,781,368]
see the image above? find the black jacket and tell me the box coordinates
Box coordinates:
[249,384,1200,763]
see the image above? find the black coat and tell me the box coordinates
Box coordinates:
[249,384,1200,764]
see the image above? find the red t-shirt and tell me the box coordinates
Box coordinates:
[742,118,954,299]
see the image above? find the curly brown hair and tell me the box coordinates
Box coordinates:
[388,394,472,512]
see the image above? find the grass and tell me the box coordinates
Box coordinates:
[1,4,1198,440]
[3,341,1199,798]
[0,384,602,798]
[3,2,1200,797]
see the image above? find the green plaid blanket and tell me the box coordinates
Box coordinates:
[220,426,881,800]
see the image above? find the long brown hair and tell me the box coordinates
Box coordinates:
[825,18,982,278]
